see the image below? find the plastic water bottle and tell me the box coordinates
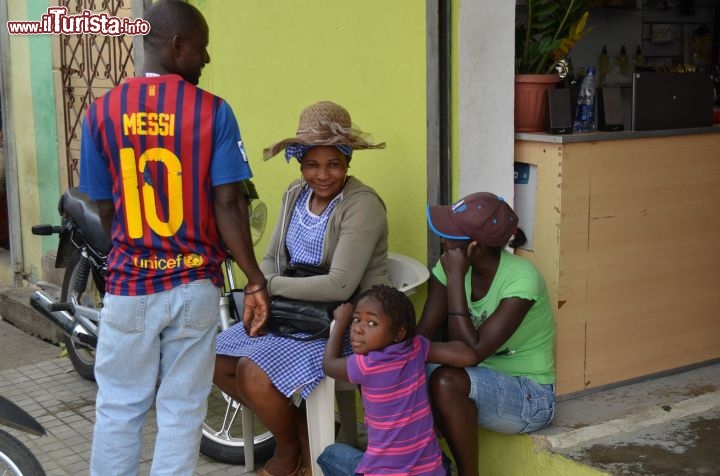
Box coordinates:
[573,67,596,132]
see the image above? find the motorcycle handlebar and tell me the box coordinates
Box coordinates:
[0,395,46,436]
[32,224,63,236]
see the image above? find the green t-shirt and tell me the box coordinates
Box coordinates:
[432,249,556,384]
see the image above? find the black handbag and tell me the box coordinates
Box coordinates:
[228,289,339,341]
[265,297,340,341]
[231,265,347,340]
[281,263,330,279]
[266,264,342,341]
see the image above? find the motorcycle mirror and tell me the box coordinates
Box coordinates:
[248,199,267,247]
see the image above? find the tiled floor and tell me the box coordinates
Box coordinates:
[0,358,252,476]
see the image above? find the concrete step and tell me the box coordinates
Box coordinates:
[532,363,720,475]
[0,283,63,345]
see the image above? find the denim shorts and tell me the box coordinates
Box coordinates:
[428,364,555,434]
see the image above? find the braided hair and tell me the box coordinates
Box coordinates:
[487,227,528,257]
[356,284,416,345]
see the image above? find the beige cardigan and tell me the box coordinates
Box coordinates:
[260,176,391,302]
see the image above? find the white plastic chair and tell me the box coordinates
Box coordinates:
[386,252,431,296]
[244,252,430,475]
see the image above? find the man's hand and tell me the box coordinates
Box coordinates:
[242,284,270,336]
[214,181,269,335]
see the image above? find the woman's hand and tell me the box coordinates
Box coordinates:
[440,243,474,279]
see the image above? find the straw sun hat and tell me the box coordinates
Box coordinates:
[263,101,386,160]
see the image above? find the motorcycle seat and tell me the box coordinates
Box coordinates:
[61,188,113,255]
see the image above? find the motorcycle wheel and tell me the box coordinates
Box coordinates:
[0,429,47,476]
[60,251,104,382]
[200,384,275,465]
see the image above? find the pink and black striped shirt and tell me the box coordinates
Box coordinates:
[347,336,445,476]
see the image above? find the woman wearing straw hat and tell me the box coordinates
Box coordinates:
[214,101,391,476]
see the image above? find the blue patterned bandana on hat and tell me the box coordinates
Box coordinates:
[284,144,353,163]
[264,101,384,161]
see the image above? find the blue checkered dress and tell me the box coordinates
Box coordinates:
[286,186,341,266]
[216,186,349,399]
[216,323,351,399]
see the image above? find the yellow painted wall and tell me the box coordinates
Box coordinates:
[192,0,429,296]
[475,430,607,476]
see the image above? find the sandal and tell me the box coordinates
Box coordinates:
[256,458,302,476]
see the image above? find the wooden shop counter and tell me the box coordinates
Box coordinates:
[514,126,720,396]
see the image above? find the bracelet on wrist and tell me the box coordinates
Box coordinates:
[447,311,471,318]
[243,280,267,294]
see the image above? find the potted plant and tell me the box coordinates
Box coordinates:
[514,0,591,132]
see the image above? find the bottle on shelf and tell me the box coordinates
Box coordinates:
[598,46,609,86]
[616,45,629,76]
[633,45,644,71]
[573,66,597,133]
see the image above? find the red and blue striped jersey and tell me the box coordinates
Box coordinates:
[79,74,252,295]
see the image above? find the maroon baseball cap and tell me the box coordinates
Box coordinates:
[426,192,518,246]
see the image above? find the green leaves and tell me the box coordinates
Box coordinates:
[516,0,591,74]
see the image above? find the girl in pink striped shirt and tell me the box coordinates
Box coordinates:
[321,285,475,476]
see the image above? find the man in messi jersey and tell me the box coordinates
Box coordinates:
[78,1,269,474]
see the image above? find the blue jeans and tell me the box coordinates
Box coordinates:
[428,364,556,434]
[318,443,363,476]
[318,443,453,476]
[90,280,220,476]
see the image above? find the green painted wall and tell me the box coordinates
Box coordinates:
[28,0,61,256]
[193,0,428,298]
[2,0,60,283]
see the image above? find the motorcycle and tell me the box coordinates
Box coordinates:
[0,395,47,476]
[29,183,274,465]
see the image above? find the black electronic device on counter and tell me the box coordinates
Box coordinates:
[598,87,624,131]
[632,72,714,131]
[547,88,573,134]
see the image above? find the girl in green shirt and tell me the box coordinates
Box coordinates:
[418,192,556,476]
